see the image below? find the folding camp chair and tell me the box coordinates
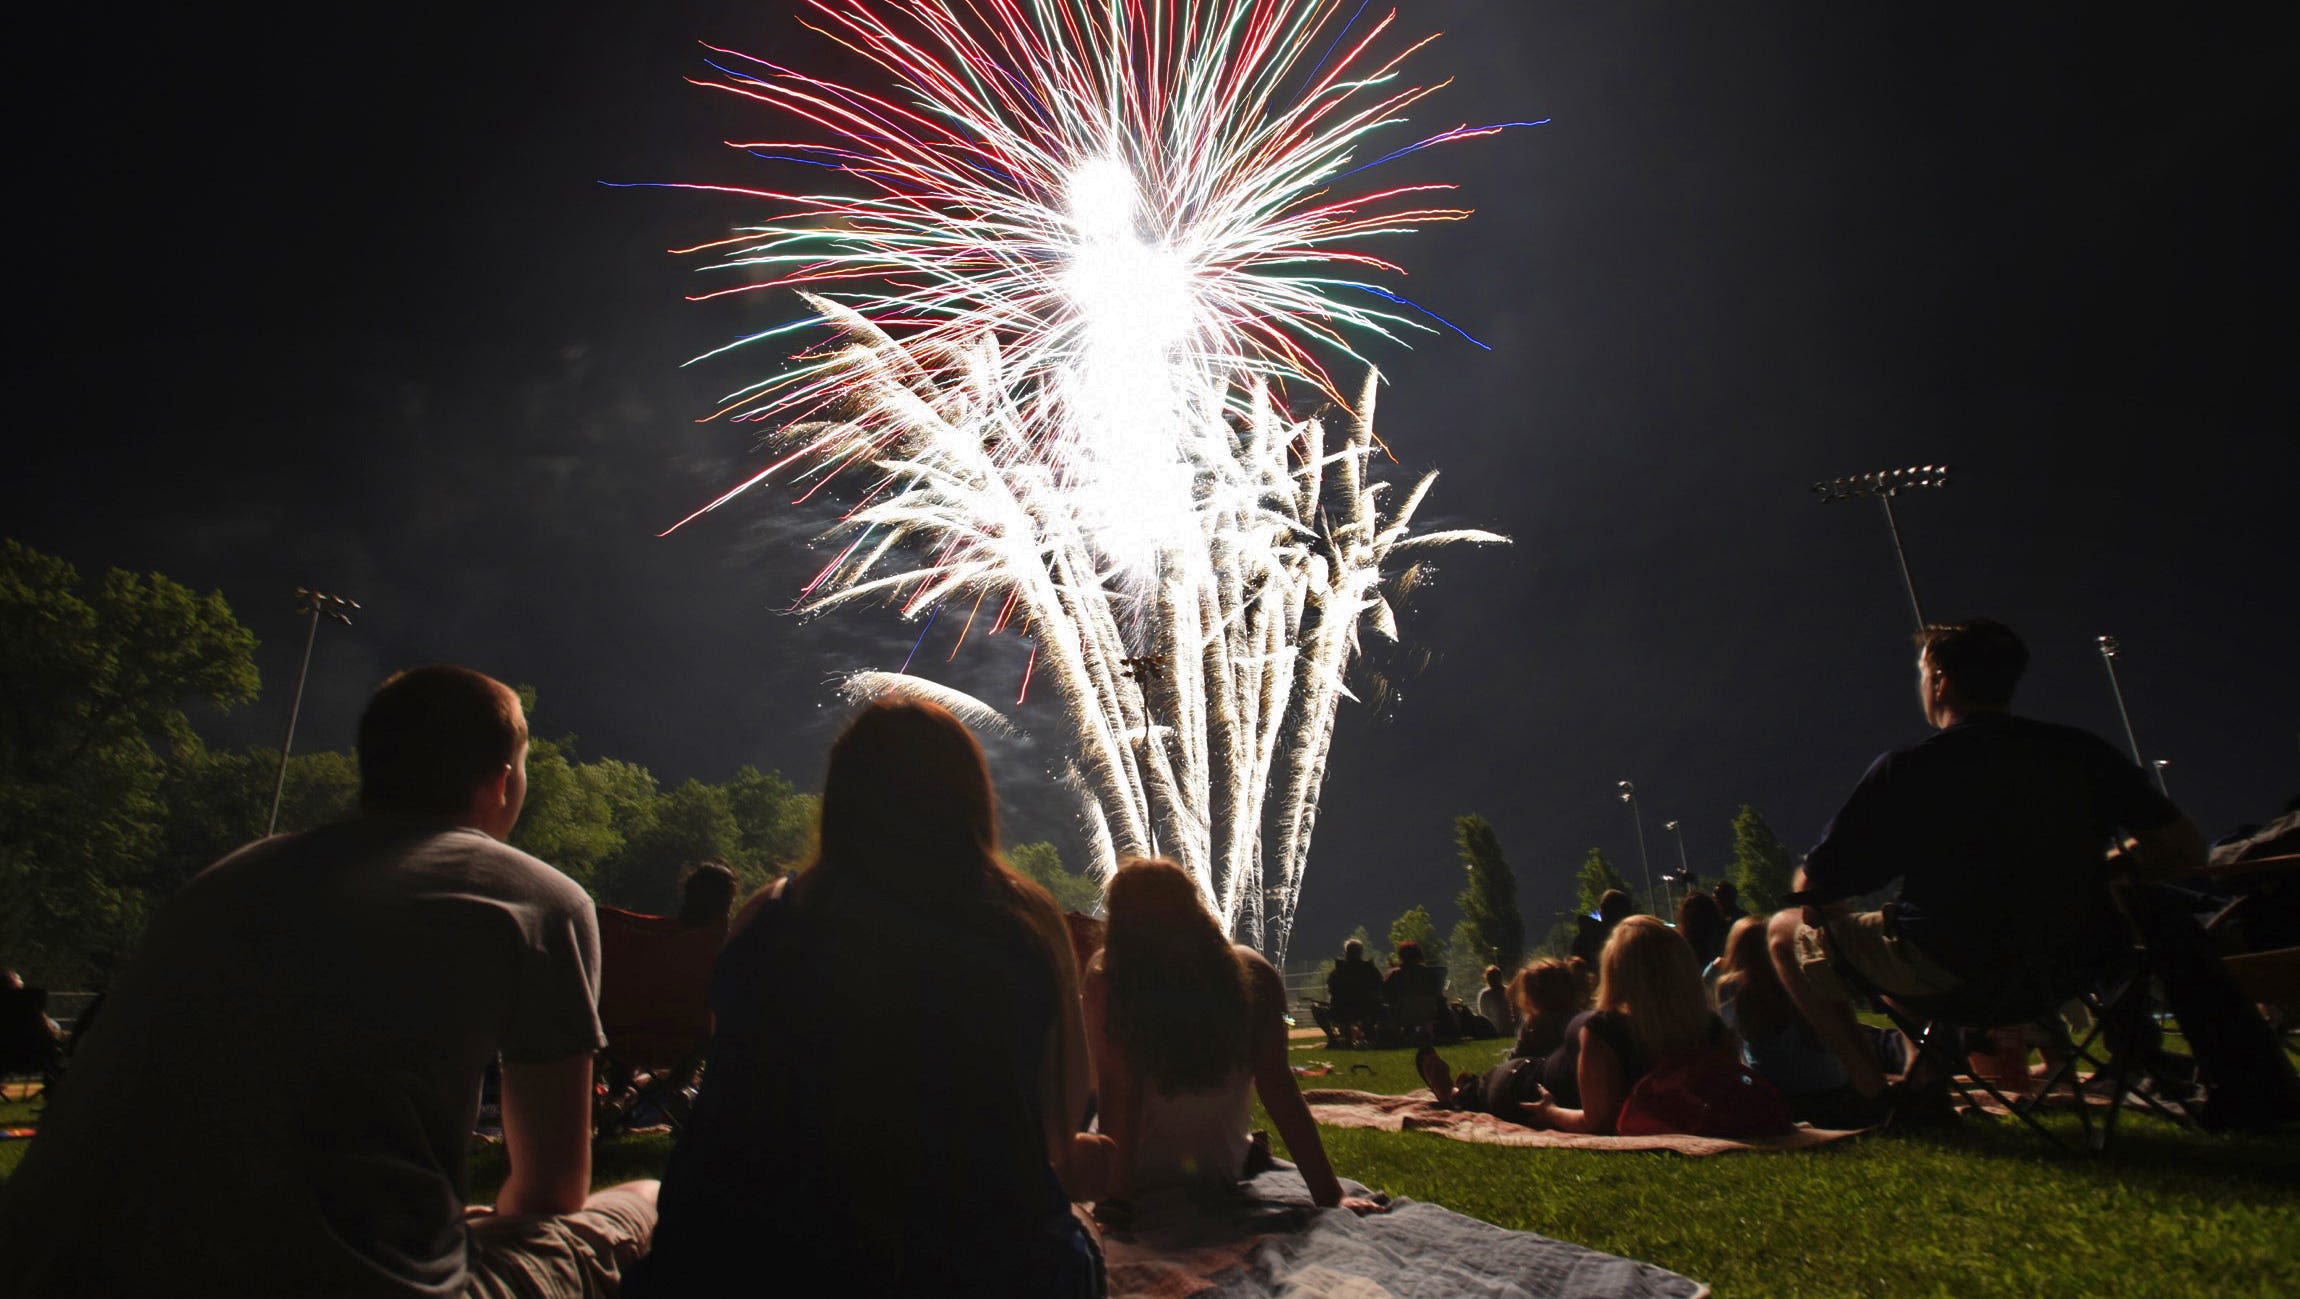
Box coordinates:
[1842,940,2194,1153]
[593,906,725,1136]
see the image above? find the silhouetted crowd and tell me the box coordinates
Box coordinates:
[1,616,2293,1297]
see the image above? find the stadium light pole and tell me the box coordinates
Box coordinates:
[1811,464,1950,632]
[1618,781,1656,917]
[1663,818,1692,890]
[267,588,361,836]
[2151,759,2172,800]
[2094,635,2148,771]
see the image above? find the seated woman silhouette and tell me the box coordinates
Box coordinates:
[635,699,1104,1297]
[1085,857,1380,1213]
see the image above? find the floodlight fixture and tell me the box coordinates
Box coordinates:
[1615,780,1657,915]
[1810,463,1951,631]
[2095,632,2147,769]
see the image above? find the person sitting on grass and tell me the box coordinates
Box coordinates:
[674,859,740,931]
[0,665,658,1297]
[1714,914,1905,1127]
[1419,917,1724,1134]
[1324,937,1384,1046]
[1426,958,1583,1116]
[1475,963,1516,1036]
[635,699,1109,1297]
[1382,939,1446,1040]
[1085,857,1382,1214]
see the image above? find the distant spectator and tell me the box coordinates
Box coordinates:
[1676,891,1728,969]
[676,859,740,930]
[1382,940,1445,1038]
[1475,964,1515,1036]
[1325,938,1384,1045]
[1714,879,1748,922]
[1085,858,1380,1213]
[1572,889,1635,966]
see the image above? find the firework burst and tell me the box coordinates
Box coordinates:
[652,0,1523,957]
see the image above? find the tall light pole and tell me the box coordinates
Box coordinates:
[1617,781,1654,917]
[2094,635,2147,772]
[2151,759,2172,800]
[1663,818,1692,894]
[267,588,361,836]
[1812,464,1951,632]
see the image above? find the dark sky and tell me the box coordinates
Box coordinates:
[10,2,2295,959]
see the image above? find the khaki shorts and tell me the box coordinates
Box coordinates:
[1792,910,1962,1006]
[466,1184,658,1299]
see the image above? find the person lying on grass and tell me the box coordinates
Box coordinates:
[1086,857,1383,1213]
[1419,916,1725,1134]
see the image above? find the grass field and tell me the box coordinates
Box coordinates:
[7,1037,2297,1297]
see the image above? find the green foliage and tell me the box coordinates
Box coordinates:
[1730,804,1796,911]
[722,764,819,884]
[511,735,624,891]
[1573,846,1631,917]
[600,778,739,914]
[1452,814,1523,971]
[1387,903,1434,961]
[0,540,260,985]
[1007,841,1101,914]
[1444,918,1486,998]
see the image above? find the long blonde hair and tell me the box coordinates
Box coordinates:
[1593,915,1712,1063]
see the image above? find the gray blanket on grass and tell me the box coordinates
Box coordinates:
[1100,1166,1707,1299]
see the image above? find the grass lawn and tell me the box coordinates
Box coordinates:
[7,1039,2297,1298]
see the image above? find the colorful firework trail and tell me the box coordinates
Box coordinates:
[655,0,1523,958]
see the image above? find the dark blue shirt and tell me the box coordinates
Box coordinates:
[1802,713,2180,981]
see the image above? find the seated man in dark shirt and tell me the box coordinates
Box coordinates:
[1766,619,2205,1109]
[1382,940,1446,1038]
[1325,938,1384,1044]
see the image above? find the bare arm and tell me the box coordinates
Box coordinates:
[494,1054,594,1217]
[1519,1025,1628,1136]
[1244,956,1379,1213]
[1081,964,1135,1200]
[1027,890,1103,1198]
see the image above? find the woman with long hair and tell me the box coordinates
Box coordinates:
[1420,916,1721,1134]
[1421,957,1582,1116]
[637,699,1105,1297]
[1086,858,1379,1213]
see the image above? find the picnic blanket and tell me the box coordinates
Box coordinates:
[1101,1166,1706,1299]
[1302,1089,1866,1155]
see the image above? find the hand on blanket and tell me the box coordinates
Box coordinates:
[1337,1196,1387,1216]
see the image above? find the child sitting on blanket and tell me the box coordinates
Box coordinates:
[1085,858,1383,1214]
[1418,917,1727,1134]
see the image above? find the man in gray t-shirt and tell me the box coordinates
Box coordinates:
[0,666,657,1297]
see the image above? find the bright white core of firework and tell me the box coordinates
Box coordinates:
[1058,157,1200,580]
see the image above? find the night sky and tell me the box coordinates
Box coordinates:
[11,3,2295,959]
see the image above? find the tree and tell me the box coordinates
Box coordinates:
[0,540,260,985]
[1388,903,1435,962]
[1452,814,1524,971]
[1007,841,1101,915]
[1730,805,1796,911]
[1445,919,1486,998]
[600,778,738,913]
[1574,846,1632,917]
[510,734,625,891]
[723,764,820,888]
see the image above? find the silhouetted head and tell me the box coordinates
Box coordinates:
[357,666,527,836]
[1510,958,1579,1022]
[1484,963,1507,993]
[1714,879,1739,909]
[1914,618,2026,724]
[678,860,739,927]
[1342,937,1365,961]
[1595,915,1711,1063]
[816,698,998,891]
[1676,891,1727,963]
[1597,889,1633,924]
[1101,857,1250,1093]
[1396,940,1425,967]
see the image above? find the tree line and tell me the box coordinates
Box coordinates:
[0,539,1099,989]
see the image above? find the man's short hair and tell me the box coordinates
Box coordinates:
[358,666,527,816]
[1597,889,1633,923]
[1396,940,1425,965]
[1342,938,1365,960]
[1914,618,2028,708]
